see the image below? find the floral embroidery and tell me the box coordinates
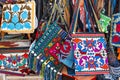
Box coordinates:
[1,1,35,33]
[72,37,109,74]
[0,53,28,70]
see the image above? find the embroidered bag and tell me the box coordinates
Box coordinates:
[28,1,68,70]
[0,52,29,70]
[1,0,35,34]
[0,40,30,69]
[0,39,30,76]
[71,0,109,75]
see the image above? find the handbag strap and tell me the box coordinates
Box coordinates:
[69,0,80,33]
[84,0,96,32]
[88,0,102,32]
[48,0,69,32]
[70,0,97,33]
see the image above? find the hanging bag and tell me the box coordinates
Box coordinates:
[71,0,109,75]
[28,1,68,70]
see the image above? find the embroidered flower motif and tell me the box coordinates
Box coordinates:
[1,22,7,29]
[48,43,53,47]
[24,22,31,29]
[116,24,120,33]
[15,23,23,30]
[12,14,19,24]
[0,54,6,60]
[22,53,28,59]
[12,5,19,12]
[8,23,15,30]
[20,11,28,20]
[4,11,10,20]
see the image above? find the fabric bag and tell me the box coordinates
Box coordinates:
[28,1,68,70]
[1,0,35,34]
[71,0,109,75]
[0,40,30,70]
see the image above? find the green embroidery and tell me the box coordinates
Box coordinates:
[99,13,111,33]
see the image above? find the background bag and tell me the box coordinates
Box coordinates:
[0,40,30,71]
[1,0,35,34]
[110,13,120,47]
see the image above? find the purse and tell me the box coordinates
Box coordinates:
[71,0,109,75]
[0,39,31,76]
[0,52,29,70]
[1,0,35,34]
[28,1,68,70]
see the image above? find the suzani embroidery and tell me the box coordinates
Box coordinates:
[111,13,120,47]
[72,36,109,75]
[0,53,28,70]
[1,1,35,33]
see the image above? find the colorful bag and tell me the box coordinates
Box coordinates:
[110,13,120,47]
[0,40,30,70]
[70,0,109,75]
[72,33,109,75]
[28,1,75,71]
[1,0,35,34]
[28,1,68,70]
[0,52,29,70]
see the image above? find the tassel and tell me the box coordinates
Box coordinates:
[50,66,54,80]
[28,53,34,69]
[58,73,62,80]
[36,56,42,74]
[45,61,52,80]
[40,60,50,78]
[117,48,120,60]
[40,62,46,78]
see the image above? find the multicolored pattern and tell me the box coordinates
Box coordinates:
[111,13,120,47]
[72,34,109,75]
[0,52,28,70]
[0,40,30,53]
[29,23,67,69]
[1,1,35,33]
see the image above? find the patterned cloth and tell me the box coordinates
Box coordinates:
[111,13,120,47]
[1,1,35,33]
[72,33,109,75]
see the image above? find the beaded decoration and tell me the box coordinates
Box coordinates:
[1,1,35,33]
[28,22,67,69]
[36,55,63,80]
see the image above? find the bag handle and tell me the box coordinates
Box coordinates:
[69,0,80,33]
[88,0,102,32]
[84,0,96,32]
[70,0,95,33]
[48,0,69,32]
